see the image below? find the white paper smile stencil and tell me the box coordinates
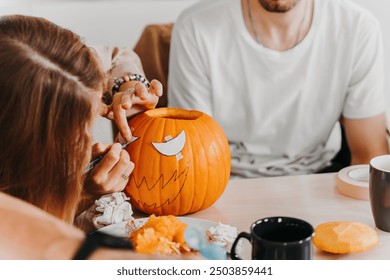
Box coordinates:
[152,130,186,161]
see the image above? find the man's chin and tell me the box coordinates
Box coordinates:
[258,0,300,13]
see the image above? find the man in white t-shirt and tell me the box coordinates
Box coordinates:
[168,0,389,178]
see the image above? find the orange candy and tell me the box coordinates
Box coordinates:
[313,221,378,254]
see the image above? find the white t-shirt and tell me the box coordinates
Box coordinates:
[168,0,385,178]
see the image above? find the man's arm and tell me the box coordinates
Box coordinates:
[342,114,389,165]
[341,12,388,164]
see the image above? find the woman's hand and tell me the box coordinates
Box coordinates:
[84,143,134,199]
[103,80,163,142]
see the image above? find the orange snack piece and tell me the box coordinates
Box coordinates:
[130,215,190,255]
[313,221,378,254]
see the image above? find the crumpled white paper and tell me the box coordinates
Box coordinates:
[92,192,133,228]
[75,192,134,231]
[206,223,238,252]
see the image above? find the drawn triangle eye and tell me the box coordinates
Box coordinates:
[152,130,186,158]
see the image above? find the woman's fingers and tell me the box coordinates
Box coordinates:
[109,148,132,179]
[114,156,135,191]
[103,148,133,192]
[112,93,133,142]
[131,82,160,110]
[86,144,134,195]
[102,79,164,142]
[92,143,123,175]
[150,79,163,97]
[91,143,110,158]
[134,82,149,100]
[121,88,135,110]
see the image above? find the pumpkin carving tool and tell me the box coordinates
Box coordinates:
[84,141,134,173]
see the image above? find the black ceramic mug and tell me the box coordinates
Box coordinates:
[230,217,314,260]
[369,155,390,232]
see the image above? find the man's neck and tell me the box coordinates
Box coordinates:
[244,0,313,51]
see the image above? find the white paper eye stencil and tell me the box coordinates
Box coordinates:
[152,130,186,160]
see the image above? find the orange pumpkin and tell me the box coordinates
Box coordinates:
[125,108,231,216]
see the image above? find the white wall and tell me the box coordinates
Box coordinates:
[1,0,387,46]
[0,0,197,48]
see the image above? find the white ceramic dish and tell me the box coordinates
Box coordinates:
[97,217,219,238]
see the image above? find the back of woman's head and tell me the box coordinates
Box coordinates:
[0,15,105,223]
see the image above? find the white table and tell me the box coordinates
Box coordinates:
[185,173,390,260]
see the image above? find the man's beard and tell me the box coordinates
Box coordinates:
[258,0,301,13]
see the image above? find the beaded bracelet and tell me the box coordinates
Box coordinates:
[112,73,150,94]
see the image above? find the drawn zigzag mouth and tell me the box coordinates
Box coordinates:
[129,166,190,209]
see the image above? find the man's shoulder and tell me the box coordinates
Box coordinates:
[322,0,379,27]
